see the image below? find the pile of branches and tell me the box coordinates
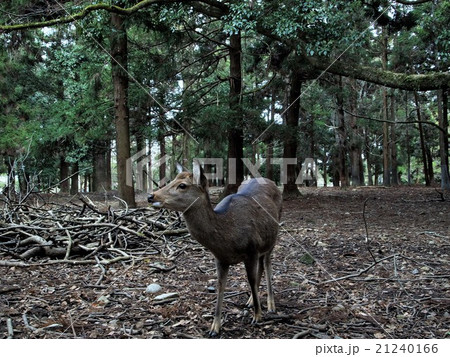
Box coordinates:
[0,194,190,267]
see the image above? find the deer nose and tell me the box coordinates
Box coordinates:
[147,194,154,203]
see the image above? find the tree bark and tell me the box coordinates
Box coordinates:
[381,28,390,186]
[111,12,135,207]
[223,31,244,196]
[382,90,390,186]
[59,156,70,193]
[438,88,450,189]
[414,92,431,186]
[390,91,399,185]
[158,120,166,187]
[282,68,301,197]
[92,140,111,192]
[70,162,79,195]
[349,79,363,186]
[265,90,276,182]
[335,77,349,187]
[364,126,373,186]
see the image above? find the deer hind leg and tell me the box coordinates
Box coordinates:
[264,251,276,312]
[244,256,262,324]
[210,260,229,337]
[246,255,264,308]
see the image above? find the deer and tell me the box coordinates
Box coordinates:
[147,161,282,336]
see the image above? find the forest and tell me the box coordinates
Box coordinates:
[0,0,449,203]
[0,0,449,340]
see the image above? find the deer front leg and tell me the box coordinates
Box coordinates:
[210,260,229,337]
[245,256,262,324]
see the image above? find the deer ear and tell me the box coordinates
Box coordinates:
[193,160,208,189]
[176,162,184,174]
[192,160,201,184]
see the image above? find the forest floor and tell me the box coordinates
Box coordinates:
[0,186,449,339]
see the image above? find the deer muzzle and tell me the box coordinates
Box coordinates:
[148,194,163,208]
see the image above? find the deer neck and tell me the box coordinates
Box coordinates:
[182,196,224,252]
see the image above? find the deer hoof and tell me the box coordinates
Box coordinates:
[251,314,262,325]
[208,330,219,338]
[209,321,221,337]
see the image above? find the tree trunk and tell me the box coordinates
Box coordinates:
[382,90,390,186]
[349,79,363,186]
[335,77,348,187]
[306,109,316,187]
[381,27,391,186]
[59,156,70,193]
[281,70,301,197]
[92,140,111,192]
[438,89,450,190]
[223,31,244,196]
[266,143,274,181]
[70,162,79,195]
[322,154,328,187]
[106,146,112,190]
[414,92,431,186]
[404,93,412,185]
[18,169,29,196]
[158,121,166,187]
[364,126,374,186]
[426,145,434,184]
[111,12,135,207]
[374,158,381,186]
[332,152,340,187]
[390,91,399,185]
[135,134,148,192]
[265,89,276,182]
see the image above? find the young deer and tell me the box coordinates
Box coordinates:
[148,162,282,336]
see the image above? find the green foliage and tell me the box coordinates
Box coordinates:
[222,1,256,34]
[0,0,448,189]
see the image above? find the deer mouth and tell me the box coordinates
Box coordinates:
[151,201,163,208]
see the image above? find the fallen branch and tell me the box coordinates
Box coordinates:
[0,260,30,267]
[320,254,398,284]
[292,330,311,339]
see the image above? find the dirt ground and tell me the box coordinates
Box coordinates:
[1,186,449,339]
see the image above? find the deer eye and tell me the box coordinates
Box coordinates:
[177,183,187,190]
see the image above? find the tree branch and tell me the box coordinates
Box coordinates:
[309,58,450,91]
[341,107,449,137]
[0,0,226,33]
[320,254,398,284]
[395,0,432,5]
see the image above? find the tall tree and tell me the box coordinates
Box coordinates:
[414,92,431,186]
[111,12,136,206]
[282,66,302,197]
[223,31,244,196]
[381,26,391,186]
[437,89,450,189]
[348,79,364,186]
